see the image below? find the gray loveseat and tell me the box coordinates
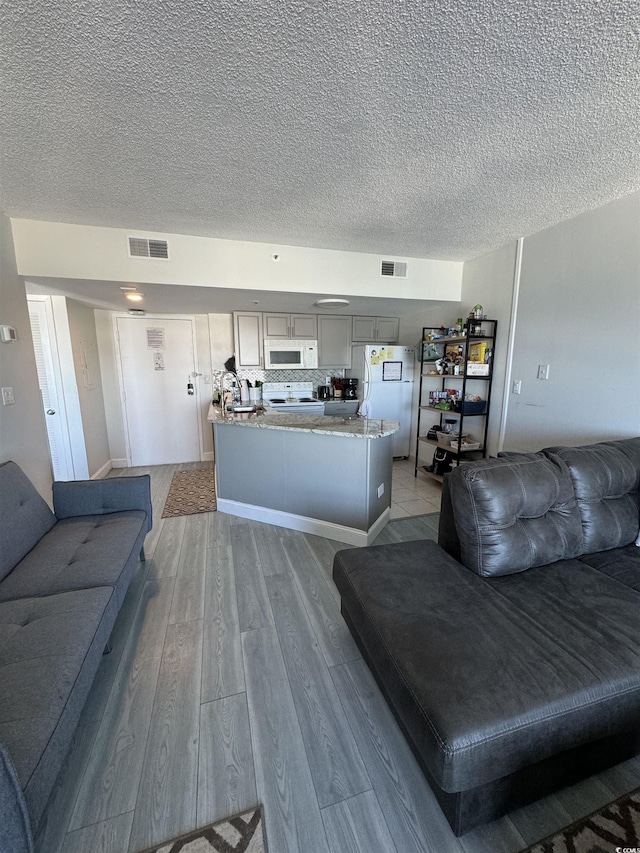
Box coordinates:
[0,461,152,853]
[333,437,640,835]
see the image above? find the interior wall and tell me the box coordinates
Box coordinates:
[0,213,52,499]
[94,310,128,466]
[65,299,111,476]
[12,219,463,303]
[503,190,640,451]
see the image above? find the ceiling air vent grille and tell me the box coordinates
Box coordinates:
[381,260,407,278]
[128,236,169,260]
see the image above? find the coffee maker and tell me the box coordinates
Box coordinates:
[343,378,359,400]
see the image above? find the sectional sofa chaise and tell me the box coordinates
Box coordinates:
[0,461,152,853]
[333,437,640,835]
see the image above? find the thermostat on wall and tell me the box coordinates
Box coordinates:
[0,326,17,343]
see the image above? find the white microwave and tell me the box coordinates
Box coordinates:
[264,339,318,370]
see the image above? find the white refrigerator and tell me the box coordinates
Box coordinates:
[349,345,415,457]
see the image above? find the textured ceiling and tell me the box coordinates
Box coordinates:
[1,0,639,262]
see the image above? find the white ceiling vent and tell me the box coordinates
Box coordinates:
[381,260,407,278]
[128,236,169,260]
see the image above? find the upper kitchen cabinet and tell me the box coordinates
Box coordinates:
[351,316,399,343]
[233,311,263,368]
[318,315,352,369]
[263,313,317,340]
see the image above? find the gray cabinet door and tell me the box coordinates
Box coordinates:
[264,313,317,339]
[290,314,317,339]
[376,317,399,342]
[263,313,289,338]
[234,312,263,368]
[351,316,377,342]
[318,315,352,368]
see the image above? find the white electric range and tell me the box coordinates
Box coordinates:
[261,382,325,415]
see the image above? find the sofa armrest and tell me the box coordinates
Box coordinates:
[0,742,33,853]
[52,475,152,535]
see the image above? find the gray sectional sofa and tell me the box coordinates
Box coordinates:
[0,461,152,853]
[333,437,640,835]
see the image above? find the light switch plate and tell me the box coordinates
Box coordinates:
[377,483,385,498]
[2,387,15,405]
[537,364,550,380]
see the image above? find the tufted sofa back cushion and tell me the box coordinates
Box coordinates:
[0,462,56,583]
[447,453,583,576]
[543,438,640,554]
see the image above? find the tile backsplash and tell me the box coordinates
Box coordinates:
[222,368,345,387]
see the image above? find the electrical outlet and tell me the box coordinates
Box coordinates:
[2,387,15,405]
[377,483,385,498]
[537,364,550,380]
[512,380,522,395]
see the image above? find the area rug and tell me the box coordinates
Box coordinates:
[135,807,266,852]
[521,787,640,852]
[161,468,217,517]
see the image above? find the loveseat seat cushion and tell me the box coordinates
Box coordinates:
[446,453,583,576]
[0,587,117,828]
[578,543,640,591]
[543,439,640,553]
[334,539,640,794]
[0,511,147,608]
[0,462,55,583]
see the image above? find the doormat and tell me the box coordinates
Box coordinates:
[134,806,266,852]
[520,787,640,852]
[161,468,217,518]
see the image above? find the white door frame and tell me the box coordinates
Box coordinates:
[112,312,205,466]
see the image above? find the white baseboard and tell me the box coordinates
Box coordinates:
[201,451,215,462]
[110,458,128,469]
[216,498,390,546]
[91,460,113,480]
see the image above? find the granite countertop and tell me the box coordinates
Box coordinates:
[207,403,399,439]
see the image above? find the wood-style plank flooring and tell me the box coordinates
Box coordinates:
[34,462,640,853]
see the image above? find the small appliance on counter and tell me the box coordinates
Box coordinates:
[317,385,332,400]
[343,378,359,399]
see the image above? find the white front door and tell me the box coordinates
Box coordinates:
[28,298,75,480]
[116,316,202,466]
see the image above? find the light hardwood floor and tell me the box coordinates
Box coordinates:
[35,462,640,853]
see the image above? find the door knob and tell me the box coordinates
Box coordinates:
[47,409,56,415]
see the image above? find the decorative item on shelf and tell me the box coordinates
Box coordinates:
[468,341,488,362]
[453,395,486,414]
[467,362,490,376]
[435,356,452,375]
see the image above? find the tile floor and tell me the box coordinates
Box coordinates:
[390,459,442,518]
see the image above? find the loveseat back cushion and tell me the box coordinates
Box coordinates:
[0,462,55,583]
[544,440,640,554]
[447,453,583,576]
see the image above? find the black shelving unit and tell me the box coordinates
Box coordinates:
[414,319,497,481]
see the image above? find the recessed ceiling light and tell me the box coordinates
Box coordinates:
[314,298,350,308]
[125,292,144,302]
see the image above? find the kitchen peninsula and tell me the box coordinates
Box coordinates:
[208,404,399,545]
